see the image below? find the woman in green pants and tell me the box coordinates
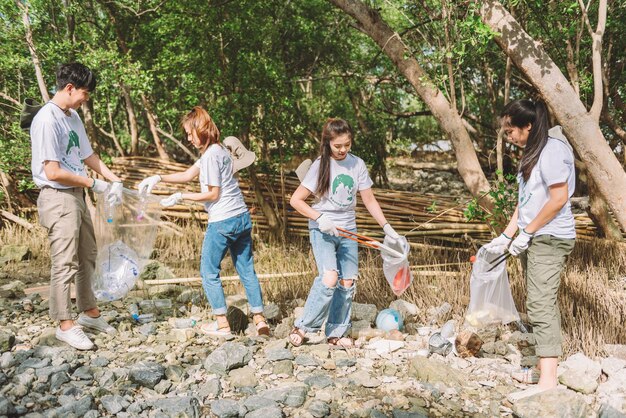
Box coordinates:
[484,99,576,402]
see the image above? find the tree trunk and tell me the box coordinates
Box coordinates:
[120,83,139,155]
[81,101,100,153]
[586,175,623,240]
[141,95,169,161]
[328,0,492,209]
[16,1,50,102]
[480,0,626,234]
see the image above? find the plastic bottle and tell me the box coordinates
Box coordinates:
[137,313,155,324]
[129,303,140,321]
[104,200,115,223]
[440,319,456,339]
[171,318,196,329]
[153,299,172,311]
[136,192,147,221]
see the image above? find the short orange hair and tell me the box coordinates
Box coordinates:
[181,106,220,151]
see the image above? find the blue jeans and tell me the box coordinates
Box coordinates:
[200,211,264,315]
[295,228,358,338]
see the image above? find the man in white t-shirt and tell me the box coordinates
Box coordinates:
[31,62,123,350]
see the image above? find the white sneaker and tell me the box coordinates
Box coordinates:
[77,313,117,335]
[56,325,95,350]
[199,321,232,337]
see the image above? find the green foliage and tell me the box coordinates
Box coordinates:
[464,170,518,228]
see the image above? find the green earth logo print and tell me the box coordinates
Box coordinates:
[329,174,355,208]
[65,130,80,155]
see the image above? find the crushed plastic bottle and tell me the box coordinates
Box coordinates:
[170,318,197,329]
[128,303,140,321]
[136,191,147,221]
[137,313,155,324]
[153,299,172,312]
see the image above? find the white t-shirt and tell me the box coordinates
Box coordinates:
[517,126,576,239]
[194,144,247,223]
[301,153,373,230]
[30,103,94,189]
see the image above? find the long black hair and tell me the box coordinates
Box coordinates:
[315,118,353,197]
[501,99,550,182]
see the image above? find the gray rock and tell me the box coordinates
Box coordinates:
[50,371,70,391]
[91,356,110,367]
[100,395,127,415]
[265,348,294,362]
[393,410,428,418]
[154,379,172,394]
[605,345,626,361]
[408,356,466,386]
[204,342,252,375]
[198,377,221,399]
[512,389,591,418]
[165,364,186,382]
[559,353,602,381]
[351,303,377,323]
[284,385,308,407]
[0,351,15,368]
[0,331,15,352]
[129,361,165,389]
[598,403,626,418]
[52,395,94,416]
[0,396,17,416]
[263,303,282,322]
[559,369,598,394]
[308,400,330,417]
[137,323,157,336]
[336,358,357,368]
[349,370,381,388]
[139,261,175,281]
[598,369,626,395]
[273,360,293,375]
[602,357,626,377]
[295,354,320,367]
[228,366,258,388]
[246,406,284,418]
[152,396,200,418]
[304,374,334,389]
[72,366,94,381]
[243,395,279,412]
[0,245,30,264]
[211,399,240,418]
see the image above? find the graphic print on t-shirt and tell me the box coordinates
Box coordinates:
[329,173,355,208]
[62,130,84,174]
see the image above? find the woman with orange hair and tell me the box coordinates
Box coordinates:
[138,106,269,336]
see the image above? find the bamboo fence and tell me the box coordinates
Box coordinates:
[110,156,598,245]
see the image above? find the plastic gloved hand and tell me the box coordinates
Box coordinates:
[483,233,512,255]
[509,229,534,257]
[316,213,338,236]
[160,192,183,208]
[383,223,400,242]
[138,175,161,194]
[91,178,109,194]
[107,181,123,206]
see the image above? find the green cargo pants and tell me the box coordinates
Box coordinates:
[520,234,575,358]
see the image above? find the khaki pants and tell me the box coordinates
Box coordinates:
[520,234,575,358]
[37,187,97,320]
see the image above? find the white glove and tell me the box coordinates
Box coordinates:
[509,229,534,257]
[107,181,123,206]
[160,192,183,207]
[483,233,512,255]
[316,213,338,236]
[138,175,161,194]
[91,178,109,194]
[383,223,400,241]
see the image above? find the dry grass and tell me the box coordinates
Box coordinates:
[1,220,625,356]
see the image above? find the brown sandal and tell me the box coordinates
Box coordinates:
[253,315,270,336]
[288,327,307,347]
[327,336,355,350]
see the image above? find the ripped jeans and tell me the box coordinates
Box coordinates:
[295,228,358,338]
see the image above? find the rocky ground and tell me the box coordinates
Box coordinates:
[1,279,626,418]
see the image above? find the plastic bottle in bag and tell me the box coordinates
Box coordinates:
[93,241,140,301]
[137,313,155,324]
[104,200,115,223]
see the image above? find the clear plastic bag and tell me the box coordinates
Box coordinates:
[381,236,413,296]
[92,188,162,301]
[464,247,520,327]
